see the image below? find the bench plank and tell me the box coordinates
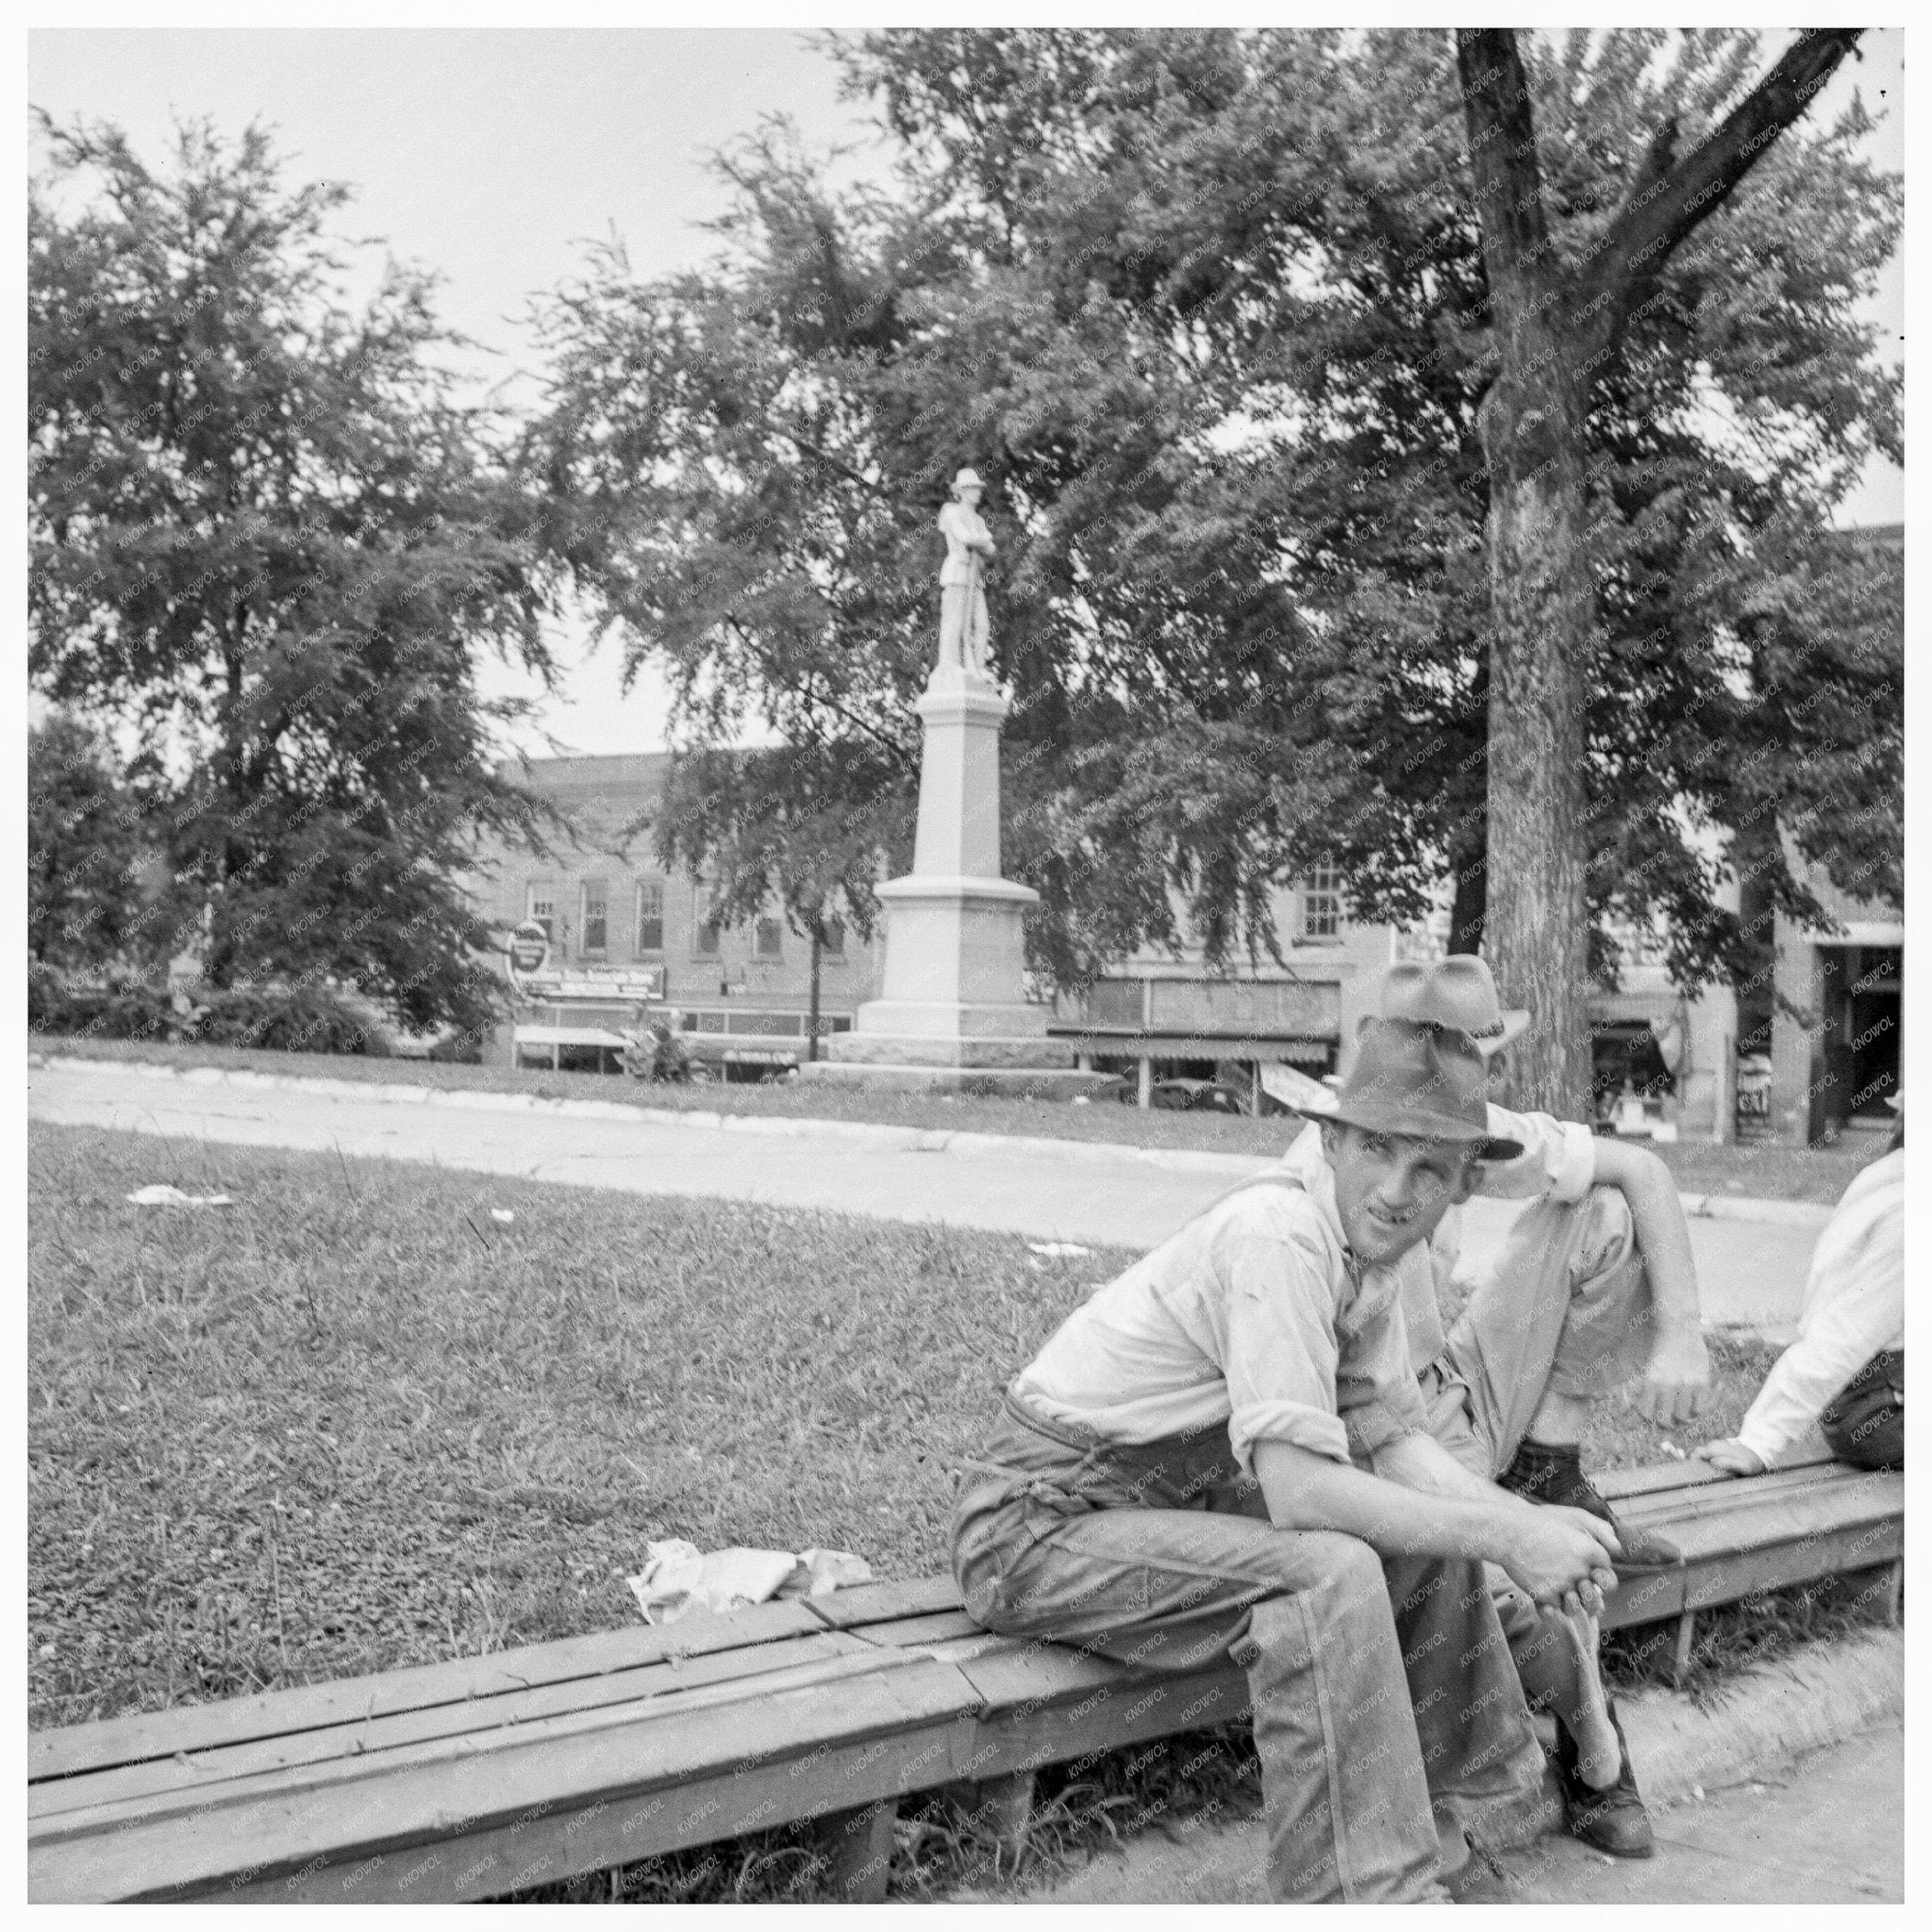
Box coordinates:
[32,1628,874,1822]
[31,1598,827,1784]
[31,1652,980,1904]
[1595,1445,1834,1503]
[798,1575,963,1629]
[243,1704,984,1905]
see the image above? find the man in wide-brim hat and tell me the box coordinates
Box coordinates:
[951,1017,1618,1903]
[1281,955,1713,1858]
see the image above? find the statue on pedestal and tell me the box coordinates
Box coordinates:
[937,466,995,678]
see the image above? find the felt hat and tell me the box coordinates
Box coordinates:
[952,466,986,492]
[1293,1016,1524,1160]
[1377,957,1530,1057]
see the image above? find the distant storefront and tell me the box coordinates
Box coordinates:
[464,755,874,1080]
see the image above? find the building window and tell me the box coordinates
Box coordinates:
[526,881,558,942]
[756,916,784,960]
[636,881,664,953]
[821,916,845,958]
[692,886,722,958]
[1300,864,1343,941]
[581,879,608,954]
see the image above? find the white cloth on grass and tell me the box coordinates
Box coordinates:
[626,1541,873,1624]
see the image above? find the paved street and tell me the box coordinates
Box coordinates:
[33,1059,1817,1329]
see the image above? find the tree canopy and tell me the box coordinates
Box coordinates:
[29,115,561,1031]
[525,27,1899,1009]
[27,712,156,970]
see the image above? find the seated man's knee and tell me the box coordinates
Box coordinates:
[1577,1185,1635,1275]
[1285,1529,1388,1611]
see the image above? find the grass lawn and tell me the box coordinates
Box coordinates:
[31,1031,1870,1203]
[27,1120,1120,1732]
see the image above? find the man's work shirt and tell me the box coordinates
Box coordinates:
[1737,1146,1904,1467]
[1012,1139,1427,1476]
[1283,1106,1596,1371]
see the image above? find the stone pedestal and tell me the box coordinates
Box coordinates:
[803,661,1114,1100]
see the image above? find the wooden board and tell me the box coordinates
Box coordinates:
[797,1575,964,1630]
[955,1648,1252,1784]
[31,1598,826,1783]
[1595,1445,1834,1503]
[845,1611,987,1649]
[31,1653,980,1904]
[238,1706,985,1904]
[31,1629,874,1822]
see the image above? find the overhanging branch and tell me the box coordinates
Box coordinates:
[1455,30,1557,309]
[1567,27,1864,363]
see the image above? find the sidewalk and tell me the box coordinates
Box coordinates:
[29,1054,1822,1329]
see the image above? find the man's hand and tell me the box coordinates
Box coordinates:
[1693,1437,1767,1477]
[1634,1324,1714,1426]
[1498,1507,1619,1609]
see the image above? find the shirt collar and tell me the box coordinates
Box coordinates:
[1280,1124,1385,1299]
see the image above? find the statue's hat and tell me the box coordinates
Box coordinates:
[952,467,986,491]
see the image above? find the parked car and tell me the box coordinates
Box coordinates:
[1146,1077,1246,1114]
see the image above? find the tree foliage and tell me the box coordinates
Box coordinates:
[27,712,157,969]
[29,116,561,1030]
[525,29,1899,1000]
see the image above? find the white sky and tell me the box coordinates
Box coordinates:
[27,25,1905,761]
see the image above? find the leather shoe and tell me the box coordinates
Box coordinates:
[1500,1438,1684,1571]
[1446,1834,1524,1902]
[1552,1699,1655,1858]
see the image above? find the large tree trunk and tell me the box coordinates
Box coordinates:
[1445,809,1488,958]
[808,923,823,1062]
[1474,346,1595,1107]
[1456,25,1863,1114]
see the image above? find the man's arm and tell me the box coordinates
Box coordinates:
[1591,1138,1713,1426]
[1253,1437,1617,1610]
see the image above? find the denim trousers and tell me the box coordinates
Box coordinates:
[1433,1186,1658,1483]
[950,1389,1541,1902]
[1419,1186,1664,1733]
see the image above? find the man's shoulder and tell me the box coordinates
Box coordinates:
[1207,1177,1336,1256]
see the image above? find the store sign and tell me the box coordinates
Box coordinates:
[505,919,551,989]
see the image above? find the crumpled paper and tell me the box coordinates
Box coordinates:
[625,1541,872,1625]
[125,1185,234,1208]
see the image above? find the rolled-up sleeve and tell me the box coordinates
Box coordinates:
[1476,1106,1596,1203]
[1214,1211,1355,1474]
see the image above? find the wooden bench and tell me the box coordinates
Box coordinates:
[29,1449,1901,1904]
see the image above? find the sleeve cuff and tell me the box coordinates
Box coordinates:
[1343,1402,1425,1460]
[1229,1401,1352,1475]
[1548,1121,1597,1203]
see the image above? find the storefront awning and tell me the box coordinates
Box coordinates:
[514,1024,630,1049]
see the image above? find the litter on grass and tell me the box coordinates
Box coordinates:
[1025,1241,1093,1258]
[125,1185,234,1208]
[489,1208,515,1224]
[626,1541,872,1625]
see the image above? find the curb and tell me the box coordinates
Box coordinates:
[952,1626,1904,1904]
[27,1052,1833,1226]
